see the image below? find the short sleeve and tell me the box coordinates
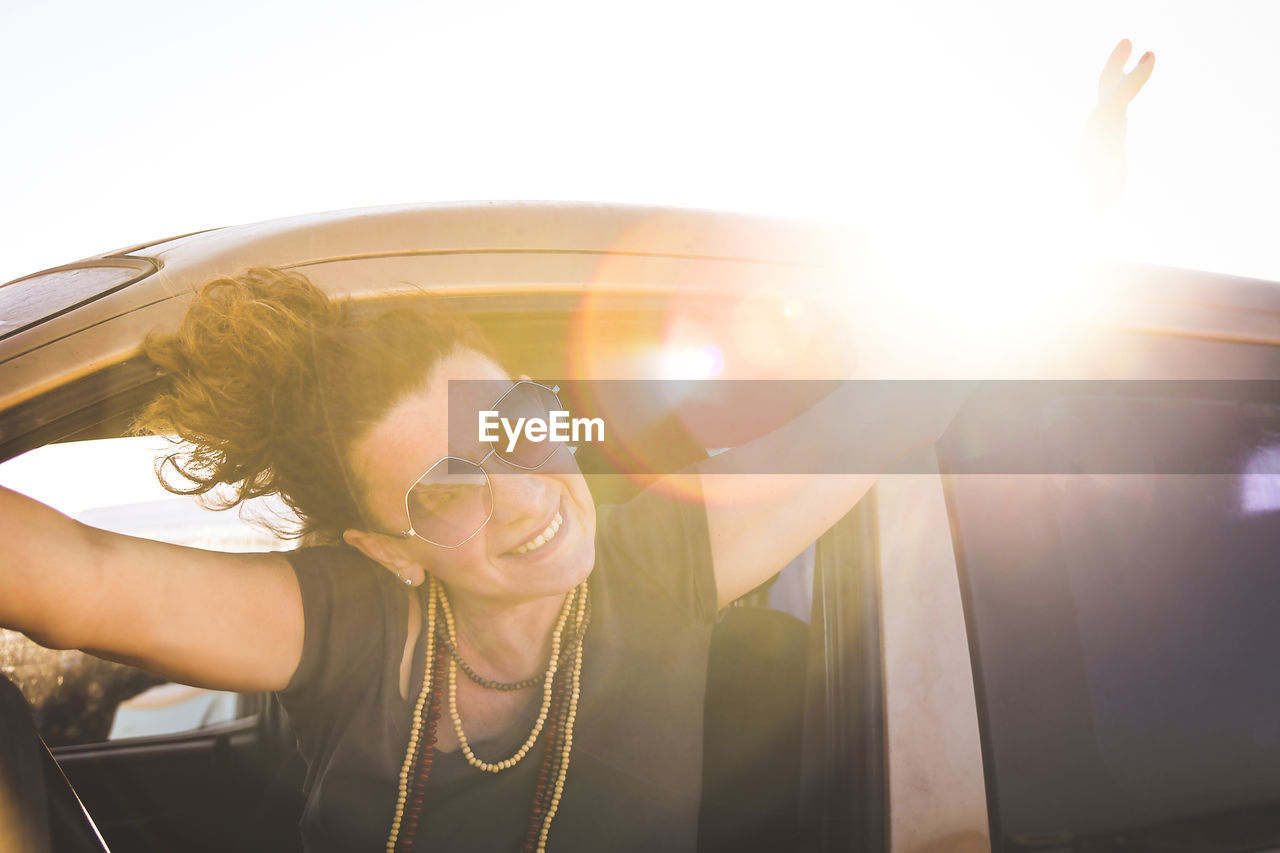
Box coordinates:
[594,475,718,625]
[278,545,405,711]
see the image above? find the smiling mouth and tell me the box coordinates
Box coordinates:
[505,512,564,556]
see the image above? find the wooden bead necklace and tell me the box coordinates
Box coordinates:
[441,582,573,773]
[387,579,440,852]
[438,610,591,691]
[386,577,589,853]
[535,583,586,851]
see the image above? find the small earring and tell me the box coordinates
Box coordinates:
[398,572,414,586]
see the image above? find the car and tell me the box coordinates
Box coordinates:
[1,202,1278,852]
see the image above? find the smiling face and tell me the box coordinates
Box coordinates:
[346,348,597,608]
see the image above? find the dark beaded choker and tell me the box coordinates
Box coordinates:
[436,600,592,692]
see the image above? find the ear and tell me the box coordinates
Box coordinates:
[342,528,427,587]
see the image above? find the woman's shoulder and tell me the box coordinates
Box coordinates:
[285,543,400,599]
[593,481,718,625]
[278,544,409,702]
[596,478,707,542]
[286,541,379,570]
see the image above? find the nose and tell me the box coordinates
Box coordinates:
[484,463,552,528]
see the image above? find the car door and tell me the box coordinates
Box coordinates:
[934,267,1280,852]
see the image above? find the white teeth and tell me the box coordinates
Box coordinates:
[509,512,563,556]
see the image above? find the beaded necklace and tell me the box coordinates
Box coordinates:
[438,616,590,692]
[386,577,589,853]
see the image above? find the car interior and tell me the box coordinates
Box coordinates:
[0,674,109,852]
[1,285,876,852]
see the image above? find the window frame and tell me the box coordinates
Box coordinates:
[937,324,1280,853]
[802,492,889,852]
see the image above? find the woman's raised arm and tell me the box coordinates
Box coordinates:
[681,381,968,608]
[0,484,303,693]
[1081,39,1155,209]
[686,39,1156,607]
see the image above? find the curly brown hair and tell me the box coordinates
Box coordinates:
[136,267,495,543]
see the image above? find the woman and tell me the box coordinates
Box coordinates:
[0,43,1153,852]
[0,267,933,851]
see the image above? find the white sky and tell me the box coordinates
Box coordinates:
[1,0,1278,285]
[0,436,182,518]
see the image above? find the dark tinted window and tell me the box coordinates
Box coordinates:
[0,261,155,341]
[941,389,1280,851]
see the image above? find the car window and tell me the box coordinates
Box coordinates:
[0,436,292,747]
[940,386,1280,850]
[0,260,155,341]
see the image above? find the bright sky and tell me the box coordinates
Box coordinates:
[0,436,184,518]
[2,0,1278,286]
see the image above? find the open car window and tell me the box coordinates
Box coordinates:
[0,436,292,747]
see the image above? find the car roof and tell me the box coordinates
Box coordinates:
[0,203,850,399]
[1,201,1278,461]
[0,203,860,459]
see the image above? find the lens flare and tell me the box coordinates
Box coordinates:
[662,344,723,380]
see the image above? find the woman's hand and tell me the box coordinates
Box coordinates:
[1081,39,1155,209]
[1097,39,1155,112]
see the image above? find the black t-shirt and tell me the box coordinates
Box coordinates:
[278,483,718,852]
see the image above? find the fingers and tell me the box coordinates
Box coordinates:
[1098,38,1133,91]
[1119,51,1155,102]
[1097,39,1154,110]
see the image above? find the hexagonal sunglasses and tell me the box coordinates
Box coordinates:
[386,380,566,548]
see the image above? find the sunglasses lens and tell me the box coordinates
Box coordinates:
[407,458,491,547]
[492,383,564,469]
